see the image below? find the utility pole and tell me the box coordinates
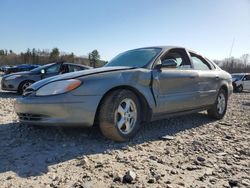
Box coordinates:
[229,37,235,58]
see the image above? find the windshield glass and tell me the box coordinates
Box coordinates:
[105,48,162,68]
[232,74,243,80]
[30,63,55,73]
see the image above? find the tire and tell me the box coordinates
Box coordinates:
[99,89,141,142]
[236,85,243,92]
[18,80,34,94]
[207,89,228,119]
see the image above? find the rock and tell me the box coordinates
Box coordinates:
[123,170,136,183]
[228,179,238,187]
[149,155,158,161]
[209,178,217,184]
[216,152,227,156]
[161,135,174,140]
[241,179,250,186]
[113,174,123,182]
[94,162,103,168]
[76,157,89,167]
[177,182,185,186]
[148,177,155,183]
[6,176,12,180]
[204,168,213,176]
[170,169,178,174]
[186,165,200,171]
[197,156,206,162]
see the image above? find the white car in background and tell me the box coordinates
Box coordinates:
[232,73,250,92]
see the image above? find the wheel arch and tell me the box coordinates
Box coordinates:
[220,84,228,97]
[18,79,36,93]
[94,85,152,125]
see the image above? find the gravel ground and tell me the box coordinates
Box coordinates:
[0,83,249,188]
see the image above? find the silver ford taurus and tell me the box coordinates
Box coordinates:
[15,46,233,141]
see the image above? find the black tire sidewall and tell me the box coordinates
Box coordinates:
[99,89,142,141]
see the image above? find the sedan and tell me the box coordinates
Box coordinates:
[1,61,91,94]
[232,73,250,92]
[15,46,233,141]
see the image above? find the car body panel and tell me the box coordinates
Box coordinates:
[15,93,102,126]
[14,46,233,127]
[1,62,90,92]
[232,73,250,91]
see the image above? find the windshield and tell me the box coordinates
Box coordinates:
[105,48,162,68]
[232,74,243,81]
[30,63,55,73]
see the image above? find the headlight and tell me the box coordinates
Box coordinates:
[36,79,82,96]
[5,75,22,80]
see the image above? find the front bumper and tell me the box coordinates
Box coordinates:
[1,78,18,91]
[14,93,102,127]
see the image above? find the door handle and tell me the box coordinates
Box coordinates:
[215,76,219,80]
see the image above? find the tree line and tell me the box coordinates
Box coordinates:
[0,48,249,73]
[214,54,250,73]
[0,48,105,68]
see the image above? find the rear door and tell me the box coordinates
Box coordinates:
[243,75,250,90]
[152,48,200,115]
[189,52,218,105]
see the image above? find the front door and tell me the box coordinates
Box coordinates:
[152,48,200,115]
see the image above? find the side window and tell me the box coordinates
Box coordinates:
[244,75,250,80]
[161,49,192,69]
[46,64,61,74]
[59,64,69,74]
[68,65,84,72]
[190,52,211,70]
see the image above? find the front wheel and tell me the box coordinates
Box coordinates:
[99,90,141,142]
[237,85,243,92]
[207,89,228,119]
[18,81,34,94]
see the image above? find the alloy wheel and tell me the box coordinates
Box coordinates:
[115,98,137,134]
[217,93,226,114]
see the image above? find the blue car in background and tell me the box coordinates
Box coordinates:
[3,64,40,74]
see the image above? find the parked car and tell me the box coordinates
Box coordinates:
[15,46,233,141]
[0,65,11,73]
[232,73,250,92]
[3,64,40,74]
[1,61,91,94]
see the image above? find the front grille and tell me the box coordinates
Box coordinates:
[17,113,48,121]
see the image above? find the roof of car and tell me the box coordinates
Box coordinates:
[65,62,92,69]
[135,45,201,55]
[231,73,249,75]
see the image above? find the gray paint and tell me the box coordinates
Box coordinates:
[14,46,233,127]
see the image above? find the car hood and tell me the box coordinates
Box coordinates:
[3,71,33,78]
[30,66,134,90]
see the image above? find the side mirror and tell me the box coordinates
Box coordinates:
[243,77,246,81]
[161,59,177,68]
[40,69,45,74]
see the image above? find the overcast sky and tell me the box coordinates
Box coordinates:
[0,0,249,60]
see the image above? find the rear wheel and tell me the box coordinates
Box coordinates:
[18,80,34,94]
[99,89,141,142]
[207,89,227,119]
[237,85,243,92]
